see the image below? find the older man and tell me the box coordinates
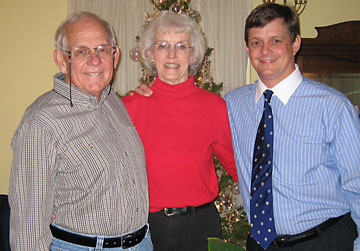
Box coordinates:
[8,12,151,250]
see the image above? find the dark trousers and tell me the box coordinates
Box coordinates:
[0,195,10,251]
[247,213,358,251]
[149,202,222,251]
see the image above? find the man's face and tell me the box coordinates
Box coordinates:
[246,18,301,88]
[55,17,119,100]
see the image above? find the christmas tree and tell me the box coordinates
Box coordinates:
[129,0,249,248]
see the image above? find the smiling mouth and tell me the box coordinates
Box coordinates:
[85,72,102,76]
[260,58,277,63]
[165,63,180,68]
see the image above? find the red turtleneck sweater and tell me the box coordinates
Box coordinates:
[122,76,237,213]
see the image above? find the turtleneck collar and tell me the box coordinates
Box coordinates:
[152,76,198,99]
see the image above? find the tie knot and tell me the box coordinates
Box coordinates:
[263,90,273,104]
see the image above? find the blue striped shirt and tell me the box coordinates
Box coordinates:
[225,67,360,249]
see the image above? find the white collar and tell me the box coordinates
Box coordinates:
[255,64,303,105]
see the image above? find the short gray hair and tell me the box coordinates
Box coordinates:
[54,11,117,50]
[140,11,206,76]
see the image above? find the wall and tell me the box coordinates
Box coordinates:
[1,0,360,194]
[0,0,67,194]
[250,0,360,82]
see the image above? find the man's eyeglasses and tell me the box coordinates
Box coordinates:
[152,41,193,54]
[62,45,116,60]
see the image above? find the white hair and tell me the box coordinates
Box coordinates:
[54,11,117,50]
[140,11,206,76]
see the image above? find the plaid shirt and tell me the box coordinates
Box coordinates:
[9,73,149,250]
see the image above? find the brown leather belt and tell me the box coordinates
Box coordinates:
[50,224,147,249]
[271,213,348,248]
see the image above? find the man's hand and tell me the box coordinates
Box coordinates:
[127,82,154,97]
[50,213,56,224]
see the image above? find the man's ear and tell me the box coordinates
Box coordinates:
[113,46,121,69]
[292,35,301,56]
[245,44,250,55]
[53,49,68,74]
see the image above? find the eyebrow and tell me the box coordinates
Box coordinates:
[156,38,190,42]
[71,43,112,48]
[249,35,285,40]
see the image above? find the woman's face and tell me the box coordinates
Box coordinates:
[148,29,194,85]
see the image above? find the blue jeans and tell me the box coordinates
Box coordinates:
[50,224,153,251]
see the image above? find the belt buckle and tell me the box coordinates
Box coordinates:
[163,207,187,216]
[272,239,281,248]
[272,237,288,248]
[120,225,147,249]
[164,208,176,216]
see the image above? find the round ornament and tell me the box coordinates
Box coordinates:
[129,46,142,62]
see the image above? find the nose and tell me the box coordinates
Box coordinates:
[87,50,102,65]
[261,43,272,55]
[167,45,176,58]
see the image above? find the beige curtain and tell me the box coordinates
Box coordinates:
[68,0,252,95]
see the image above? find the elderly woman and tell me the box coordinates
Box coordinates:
[122,11,237,251]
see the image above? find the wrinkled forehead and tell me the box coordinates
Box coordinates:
[64,18,110,46]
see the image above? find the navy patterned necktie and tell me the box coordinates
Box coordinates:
[250,90,276,249]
